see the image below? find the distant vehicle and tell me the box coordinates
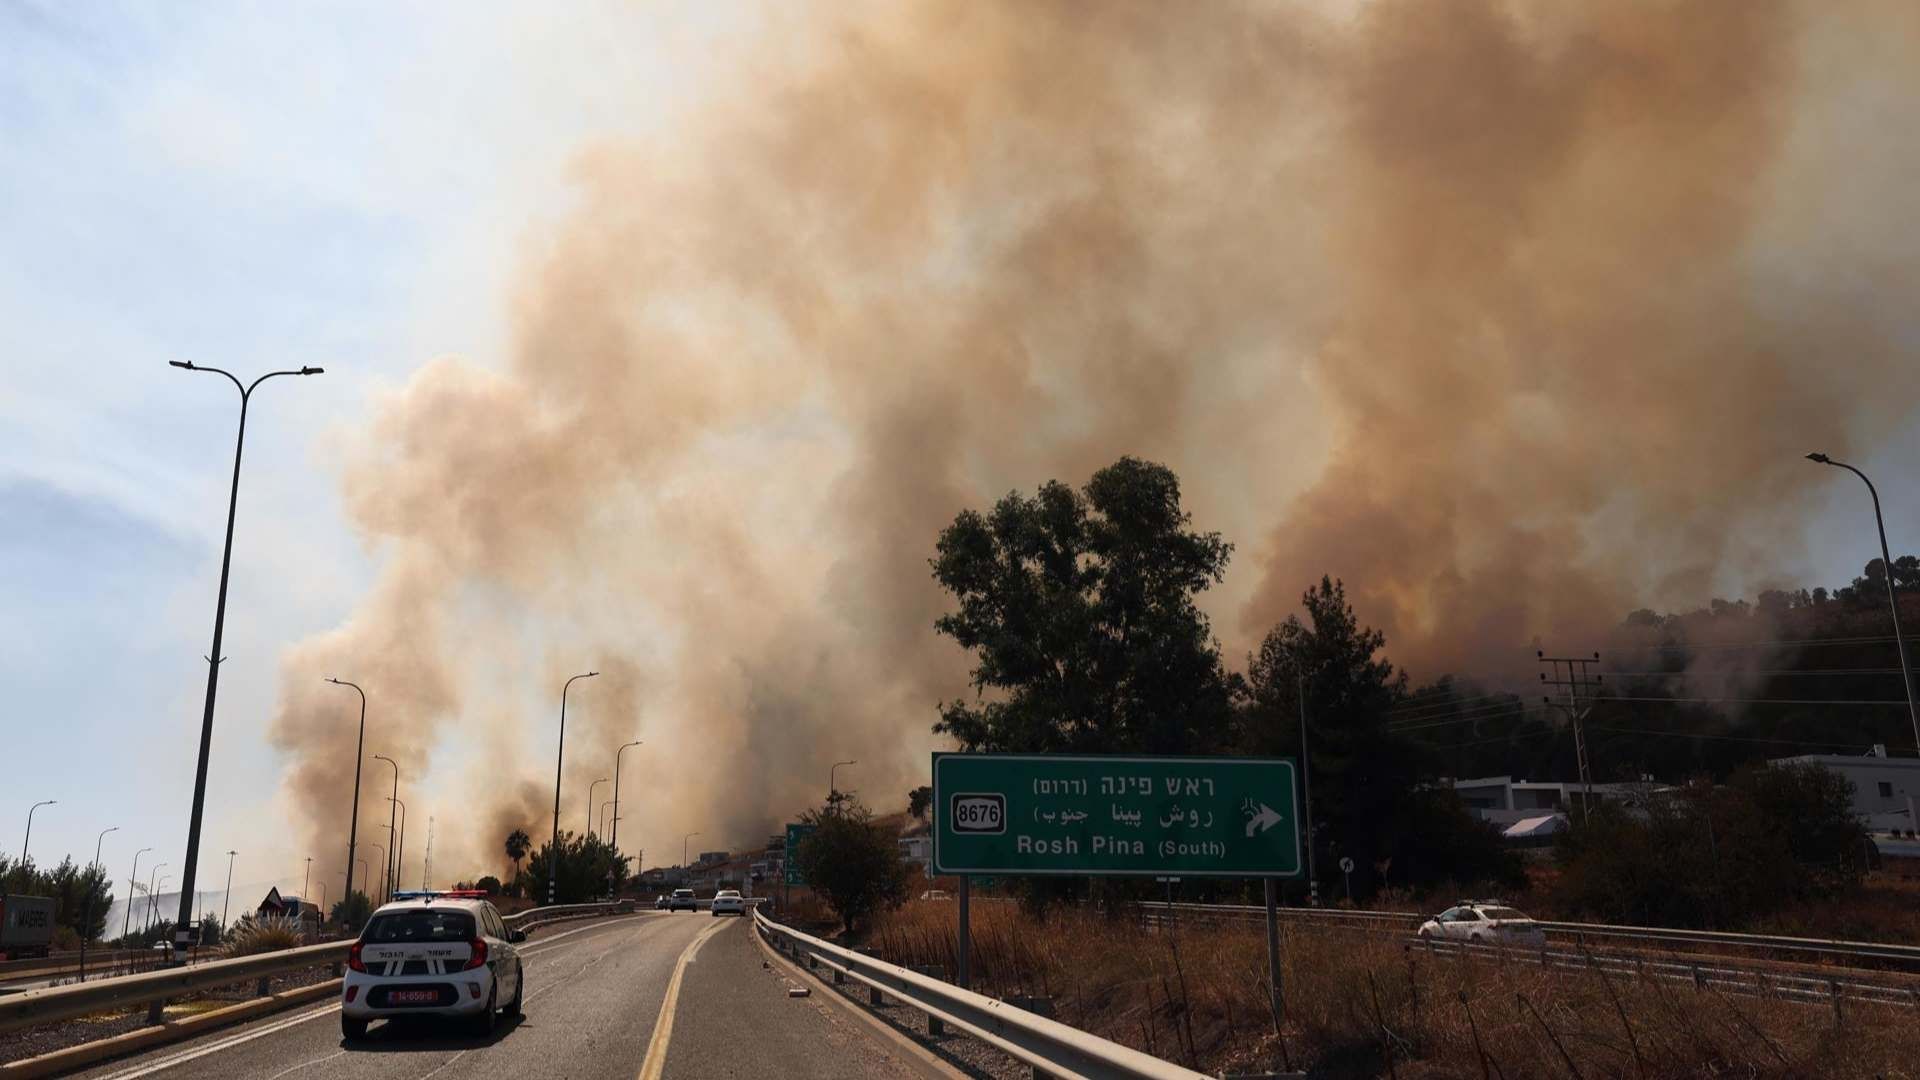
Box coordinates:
[340,895,525,1041]
[709,890,746,917]
[918,890,951,902]
[1417,901,1545,947]
[667,889,697,912]
[654,894,671,910]
[0,895,55,960]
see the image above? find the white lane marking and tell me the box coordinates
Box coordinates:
[259,1050,346,1080]
[91,916,655,1080]
[635,920,734,1080]
[416,1049,467,1080]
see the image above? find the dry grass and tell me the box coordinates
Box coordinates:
[865,898,1920,1078]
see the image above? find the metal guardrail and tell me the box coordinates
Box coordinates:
[754,909,1207,1080]
[0,900,628,1036]
[1151,902,1920,968]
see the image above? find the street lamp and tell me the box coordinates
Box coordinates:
[124,847,152,942]
[325,678,369,928]
[1808,452,1920,754]
[612,740,642,857]
[386,798,406,898]
[682,832,701,869]
[829,760,855,810]
[303,857,312,905]
[600,801,615,837]
[146,865,168,931]
[587,778,609,836]
[549,671,598,905]
[363,845,385,905]
[20,799,54,865]
[167,359,323,949]
[78,826,118,979]
[221,850,237,934]
[373,755,399,903]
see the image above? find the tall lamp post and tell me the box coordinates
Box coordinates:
[600,801,615,838]
[167,360,323,949]
[611,740,641,858]
[549,671,598,905]
[78,826,118,979]
[387,798,406,897]
[146,864,168,931]
[373,755,399,903]
[123,847,152,943]
[828,760,855,811]
[1808,453,1920,754]
[363,845,385,905]
[220,850,237,934]
[586,778,609,836]
[20,799,54,865]
[325,678,368,929]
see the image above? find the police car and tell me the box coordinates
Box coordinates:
[341,891,525,1040]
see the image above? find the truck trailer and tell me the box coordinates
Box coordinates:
[0,894,56,960]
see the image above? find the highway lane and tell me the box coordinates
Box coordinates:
[63,912,929,1080]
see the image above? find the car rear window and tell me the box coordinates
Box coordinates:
[1481,908,1527,921]
[363,909,476,943]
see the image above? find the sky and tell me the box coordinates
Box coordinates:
[4,0,1918,907]
[0,0,758,907]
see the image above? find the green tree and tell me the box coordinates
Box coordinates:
[331,891,373,931]
[794,799,910,934]
[505,829,531,896]
[0,856,115,941]
[522,831,630,904]
[932,456,1240,755]
[907,786,933,821]
[1242,577,1435,897]
[475,875,503,896]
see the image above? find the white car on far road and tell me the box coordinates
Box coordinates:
[710,889,747,916]
[1417,901,1546,947]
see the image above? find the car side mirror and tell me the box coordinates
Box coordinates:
[509,929,527,943]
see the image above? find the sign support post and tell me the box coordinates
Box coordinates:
[1264,878,1282,1030]
[956,876,971,989]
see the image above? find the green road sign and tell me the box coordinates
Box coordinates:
[932,753,1301,878]
[783,823,817,886]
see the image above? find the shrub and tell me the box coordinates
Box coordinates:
[226,915,305,956]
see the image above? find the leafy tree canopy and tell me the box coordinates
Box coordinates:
[795,799,910,933]
[932,456,1240,754]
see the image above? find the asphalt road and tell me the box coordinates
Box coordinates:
[65,912,926,1080]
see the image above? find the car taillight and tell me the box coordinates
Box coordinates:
[463,936,488,971]
[347,941,367,973]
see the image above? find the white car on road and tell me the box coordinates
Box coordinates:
[1417,901,1546,947]
[341,895,525,1040]
[710,889,747,916]
[666,888,698,912]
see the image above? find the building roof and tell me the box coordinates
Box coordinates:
[1772,754,1920,771]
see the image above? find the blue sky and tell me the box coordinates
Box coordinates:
[0,0,750,906]
[3,1,1917,911]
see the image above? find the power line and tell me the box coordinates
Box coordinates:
[1390,708,1533,734]
[1601,694,1910,707]
[1386,691,1524,720]
[1587,725,1882,750]
[1606,634,1905,653]
[1605,668,1907,678]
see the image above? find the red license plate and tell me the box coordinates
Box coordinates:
[390,990,439,1004]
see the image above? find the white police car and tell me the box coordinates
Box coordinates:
[341,891,525,1040]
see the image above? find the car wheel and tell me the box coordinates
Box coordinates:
[341,1016,368,1041]
[1418,928,1431,940]
[503,962,524,1017]
[1470,933,1484,945]
[470,985,497,1038]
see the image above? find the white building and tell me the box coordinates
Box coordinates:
[1448,775,1641,827]
[1771,752,1920,835]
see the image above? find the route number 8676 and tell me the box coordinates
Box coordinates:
[950,794,1006,834]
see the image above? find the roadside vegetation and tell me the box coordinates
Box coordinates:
[865,897,1918,1078]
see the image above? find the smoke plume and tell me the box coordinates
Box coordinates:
[268,0,1920,886]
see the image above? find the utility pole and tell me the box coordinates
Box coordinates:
[1539,651,1603,824]
[1296,674,1318,907]
[423,817,435,891]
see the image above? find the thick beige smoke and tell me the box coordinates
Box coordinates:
[269,0,1920,886]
